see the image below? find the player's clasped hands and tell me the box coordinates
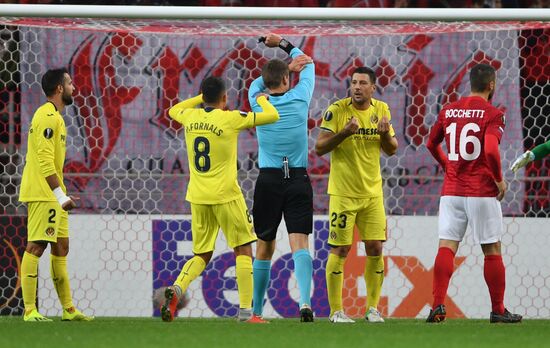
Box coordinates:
[342,117,359,137]
[378,116,391,135]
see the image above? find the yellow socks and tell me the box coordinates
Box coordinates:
[235,255,253,309]
[174,256,206,293]
[365,255,384,309]
[50,254,74,310]
[21,251,39,313]
[325,253,346,316]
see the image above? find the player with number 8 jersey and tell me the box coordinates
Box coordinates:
[161,76,279,323]
[426,63,521,324]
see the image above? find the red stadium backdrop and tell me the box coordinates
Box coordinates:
[10,19,544,216]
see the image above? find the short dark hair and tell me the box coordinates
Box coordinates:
[262,59,289,89]
[200,76,226,104]
[41,68,68,97]
[351,67,376,84]
[470,64,496,93]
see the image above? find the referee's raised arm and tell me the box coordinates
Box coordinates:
[249,32,316,323]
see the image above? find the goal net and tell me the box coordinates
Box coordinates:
[1,15,549,319]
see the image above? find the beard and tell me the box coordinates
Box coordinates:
[62,92,73,106]
[352,94,367,105]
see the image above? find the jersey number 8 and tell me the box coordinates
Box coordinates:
[194,136,211,172]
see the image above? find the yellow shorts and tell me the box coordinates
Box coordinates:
[328,195,387,246]
[27,201,69,243]
[190,195,256,254]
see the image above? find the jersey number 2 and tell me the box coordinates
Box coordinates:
[194,137,211,172]
[446,122,481,161]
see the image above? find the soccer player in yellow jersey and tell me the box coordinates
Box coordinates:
[161,76,279,323]
[315,67,398,323]
[18,68,93,322]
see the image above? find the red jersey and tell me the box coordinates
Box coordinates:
[427,96,505,197]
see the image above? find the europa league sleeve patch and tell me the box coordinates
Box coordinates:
[239,111,248,117]
[43,128,54,139]
[324,111,333,121]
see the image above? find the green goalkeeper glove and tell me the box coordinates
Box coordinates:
[510,150,535,173]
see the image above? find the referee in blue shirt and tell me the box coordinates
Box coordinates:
[248,33,315,323]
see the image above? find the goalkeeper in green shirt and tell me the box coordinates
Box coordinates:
[511,140,550,172]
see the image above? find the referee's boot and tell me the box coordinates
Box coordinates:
[300,304,314,322]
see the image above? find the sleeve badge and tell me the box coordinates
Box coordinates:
[43,128,54,139]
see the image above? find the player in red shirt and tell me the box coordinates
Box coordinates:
[425,64,522,324]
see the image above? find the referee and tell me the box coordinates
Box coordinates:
[248,33,315,322]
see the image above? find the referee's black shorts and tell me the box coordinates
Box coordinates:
[252,167,313,242]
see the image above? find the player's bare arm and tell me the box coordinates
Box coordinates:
[378,116,398,156]
[315,117,359,156]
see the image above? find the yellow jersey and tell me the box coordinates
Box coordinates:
[19,101,67,202]
[169,95,278,204]
[320,97,395,198]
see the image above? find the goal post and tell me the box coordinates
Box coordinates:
[0,6,549,319]
[1,4,550,21]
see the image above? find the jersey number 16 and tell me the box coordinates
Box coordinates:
[446,122,481,161]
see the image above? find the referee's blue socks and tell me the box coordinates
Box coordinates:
[293,248,313,307]
[252,259,271,316]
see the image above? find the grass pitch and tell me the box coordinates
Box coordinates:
[1,317,548,348]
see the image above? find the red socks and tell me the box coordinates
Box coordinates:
[432,247,455,308]
[432,247,506,314]
[484,255,506,315]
